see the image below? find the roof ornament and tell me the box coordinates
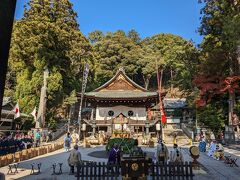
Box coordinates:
[118,67,125,74]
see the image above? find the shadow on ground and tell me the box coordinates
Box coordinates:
[88,150,155,159]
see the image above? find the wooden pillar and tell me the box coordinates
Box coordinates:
[0,0,17,116]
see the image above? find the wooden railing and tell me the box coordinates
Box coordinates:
[0,142,64,167]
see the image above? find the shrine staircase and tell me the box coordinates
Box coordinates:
[163,124,191,146]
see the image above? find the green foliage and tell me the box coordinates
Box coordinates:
[8,0,93,125]
[88,30,104,44]
[92,30,143,87]
[140,34,199,91]
[198,0,240,75]
[127,29,141,43]
[48,118,57,130]
[197,103,226,135]
[106,138,135,154]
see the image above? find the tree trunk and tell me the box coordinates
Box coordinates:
[170,68,173,97]
[237,45,240,74]
[142,75,150,90]
[144,78,150,90]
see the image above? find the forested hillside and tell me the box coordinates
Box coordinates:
[4,0,240,133]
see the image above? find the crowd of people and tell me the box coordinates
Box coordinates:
[198,130,225,161]
[207,140,224,160]
[63,132,185,175]
[1,129,226,175]
[0,133,33,156]
[0,129,55,156]
[106,139,184,167]
[157,140,184,163]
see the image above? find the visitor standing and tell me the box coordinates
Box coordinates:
[35,129,41,147]
[64,132,72,152]
[156,139,169,163]
[170,144,184,163]
[199,138,207,152]
[68,144,82,175]
[208,140,217,157]
[108,144,121,165]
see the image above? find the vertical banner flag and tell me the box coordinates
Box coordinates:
[160,102,167,124]
[30,106,37,122]
[13,102,20,119]
[82,63,89,93]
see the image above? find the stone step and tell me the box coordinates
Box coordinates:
[162,128,190,145]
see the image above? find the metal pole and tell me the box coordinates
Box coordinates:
[195,104,198,129]
[156,58,164,140]
[78,64,89,140]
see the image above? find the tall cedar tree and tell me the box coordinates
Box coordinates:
[194,0,240,133]
[8,0,93,123]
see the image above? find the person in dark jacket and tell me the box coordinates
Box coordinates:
[108,144,120,165]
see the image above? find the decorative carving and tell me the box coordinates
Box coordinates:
[113,113,129,124]
[106,79,136,91]
[131,163,139,171]
[99,73,143,91]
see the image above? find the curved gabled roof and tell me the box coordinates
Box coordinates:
[93,67,147,92]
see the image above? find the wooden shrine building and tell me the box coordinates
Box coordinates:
[82,68,159,135]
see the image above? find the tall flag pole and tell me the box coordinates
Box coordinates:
[78,63,90,139]
[156,59,165,140]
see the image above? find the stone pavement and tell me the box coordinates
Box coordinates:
[0,144,239,180]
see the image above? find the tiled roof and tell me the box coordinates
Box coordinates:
[93,68,147,92]
[164,98,187,108]
[85,91,158,99]
[152,98,187,109]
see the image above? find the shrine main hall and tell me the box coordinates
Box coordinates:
[80,68,160,135]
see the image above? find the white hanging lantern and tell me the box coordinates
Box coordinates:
[82,123,86,131]
[156,123,161,131]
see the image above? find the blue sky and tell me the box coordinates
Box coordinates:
[15,0,203,44]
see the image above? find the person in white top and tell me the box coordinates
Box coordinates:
[208,140,217,157]
[64,132,72,152]
[170,144,184,163]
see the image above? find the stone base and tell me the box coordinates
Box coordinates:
[224,125,235,143]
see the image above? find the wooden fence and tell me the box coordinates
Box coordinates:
[150,162,194,180]
[77,162,120,180]
[0,142,64,167]
[76,161,194,180]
